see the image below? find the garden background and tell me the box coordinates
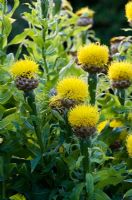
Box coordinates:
[8,0,130,46]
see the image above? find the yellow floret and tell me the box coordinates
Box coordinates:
[97,120,109,133]
[126,134,132,157]
[76,7,94,18]
[10,60,38,78]
[68,105,99,127]
[108,62,132,81]
[125,1,132,21]
[110,120,123,128]
[77,43,109,67]
[56,77,88,101]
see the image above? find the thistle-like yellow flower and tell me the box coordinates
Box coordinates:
[76,7,94,18]
[77,43,109,67]
[108,62,132,81]
[125,1,132,22]
[56,77,88,101]
[126,134,132,157]
[10,60,38,78]
[68,105,99,127]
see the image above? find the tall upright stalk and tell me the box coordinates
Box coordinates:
[24,91,44,154]
[0,0,7,64]
[88,73,98,105]
[40,0,50,81]
[80,139,91,175]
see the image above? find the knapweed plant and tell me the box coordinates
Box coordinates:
[0,0,132,200]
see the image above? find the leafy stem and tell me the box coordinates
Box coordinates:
[80,138,91,175]
[24,90,44,155]
[88,73,98,105]
[0,0,7,64]
[115,88,125,106]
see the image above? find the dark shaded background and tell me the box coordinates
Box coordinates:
[8,0,130,45]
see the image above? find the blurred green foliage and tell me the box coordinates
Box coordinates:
[8,0,131,46]
[70,0,130,44]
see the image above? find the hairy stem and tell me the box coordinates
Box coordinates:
[24,91,44,154]
[80,139,91,175]
[88,73,98,105]
[115,89,125,106]
[0,0,7,64]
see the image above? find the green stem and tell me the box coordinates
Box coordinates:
[40,0,50,81]
[0,0,7,64]
[80,139,91,176]
[115,88,125,106]
[24,90,44,154]
[2,181,5,200]
[42,28,49,81]
[88,73,98,105]
[81,30,88,44]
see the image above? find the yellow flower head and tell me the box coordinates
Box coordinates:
[108,61,132,81]
[76,7,94,18]
[49,95,62,108]
[126,134,132,157]
[77,43,109,67]
[56,77,88,101]
[10,60,38,78]
[125,1,132,22]
[68,105,99,127]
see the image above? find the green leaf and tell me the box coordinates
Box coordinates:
[124,189,132,199]
[70,183,84,200]
[86,173,94,197]
[94,189,111,200]
[10,194,26,200]
[31,155,41,173]
[52,110,65,122]
[7,0,20,18]
[3,16,12,37]
[0,88,12,104]
[8,29,34,45]
[0,105,5,120]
